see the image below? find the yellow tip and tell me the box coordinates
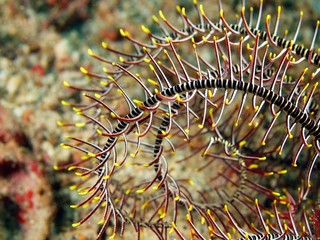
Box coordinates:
[272,191,281,196]
[60,143,71,149]
[181,7,186,16]
[103,175,110,180]
[141,25,151,34]
[266,15,271,21]
[87,152,96,157]
[69,185,78,191]
[109,233,116,239]
[72,222,81,227]
[278,169,287,174]
[87,49,94,56]
[148,78,159,86]
[176,6,181,13]
[119,28,127,37]
[110,112,117,118]
[53,165,59,170]
[149,64,155,71]
[98,219,105,225]
[199,4,205,15]
[119,56,125,63]
[152,15,159,23]
[220,9,223,17]
[101,41,108,49]
[96,129,103,135]
[136,188,145,194]
[159,10,166,21]
[75,122,86,128]
[63,81,70,87]
[56,121,64,126]
[224,204,228,212]
[80,67,88,75]
[239,140,246,148]
[61,100,70,106]
[68,166,76,171]
[277,6,281,13]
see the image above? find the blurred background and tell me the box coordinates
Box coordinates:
[0,0,319,239]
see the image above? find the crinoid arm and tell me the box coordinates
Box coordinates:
[57,0,319,239]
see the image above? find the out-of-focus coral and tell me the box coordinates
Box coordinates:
[311,204,320,239]
[0,0,318,239]
[0,104,55,240]
[44,0,92,31]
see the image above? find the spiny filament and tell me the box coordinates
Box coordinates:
[57,0,319,239]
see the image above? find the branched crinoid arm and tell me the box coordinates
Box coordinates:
[57,0,319,239]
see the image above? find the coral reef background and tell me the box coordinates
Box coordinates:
[0,0,319,239]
